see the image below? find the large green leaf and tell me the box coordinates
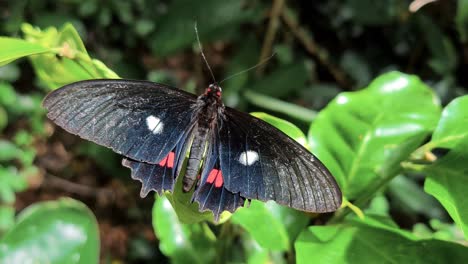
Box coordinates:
[0,198,99,264]
[153,196,216,264]
[295,216,468,263]
[309,71,441,199]
[0,37,50,66]
[424,96,468,239]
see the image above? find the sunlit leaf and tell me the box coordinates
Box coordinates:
[309,71,441,199]
[0,37,50,66]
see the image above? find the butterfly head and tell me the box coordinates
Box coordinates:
[205,83,222,98]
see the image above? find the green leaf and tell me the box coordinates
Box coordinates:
[251,112,309,149]
[233,200,309,251]
[295,216,468,263]
[309,71,441,199]
[153,196,216,264]
[21,23,118,89]
[426,95,468,149]
[163,163,218,224]
[0,37,50,66]
[150,0,254,57]
[0,198,99,264]
[424,96,468,239]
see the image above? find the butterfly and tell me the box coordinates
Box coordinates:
[43,79,342,221]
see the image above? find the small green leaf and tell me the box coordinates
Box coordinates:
[0,37,50,66]
[251,112,308,149]
[233,200,309,251]
[295,216,468,263]
[309,71,441,199]
[0,198,100,264]
[232,201,291,250]
[423,95,468,239]
[426,95,468,149]
[153,196,216,264]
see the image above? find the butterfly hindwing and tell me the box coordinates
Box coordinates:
[192,131,245,221]
[43,79,198,164]
[217,108,342,213]
[123,125,196,196]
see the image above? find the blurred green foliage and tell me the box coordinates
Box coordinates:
[0,0,468,263]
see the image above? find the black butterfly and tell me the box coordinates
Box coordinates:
[43,79,342,221]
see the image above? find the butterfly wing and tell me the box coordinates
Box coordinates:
[43,79,198,164]
[217,108,342,213]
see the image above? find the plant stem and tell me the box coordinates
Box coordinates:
[243,90,317,123]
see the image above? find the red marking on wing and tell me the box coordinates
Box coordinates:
[206,169,223,188]
[158,152,175,168]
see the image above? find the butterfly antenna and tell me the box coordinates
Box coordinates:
[219,53,276,84]
[194,22,217,84]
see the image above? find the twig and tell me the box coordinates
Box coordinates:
[44,173,100,197]
[281,8,351,89]
[257,0,285,75]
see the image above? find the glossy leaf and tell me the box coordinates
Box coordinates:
[295,216,468,263]
[153,196,216,264]
[0,37,50,66]
[424,96,468,239]
[0,198,99,264]
[309,71,441,199]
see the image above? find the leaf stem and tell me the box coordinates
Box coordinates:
[243,90,317,123]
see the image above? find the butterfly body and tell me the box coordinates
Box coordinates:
[43,79,342,221]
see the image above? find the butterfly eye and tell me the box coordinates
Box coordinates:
[216,91,221,97]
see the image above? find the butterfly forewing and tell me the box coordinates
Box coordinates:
[43,79,197,164]
[217,108,342,212]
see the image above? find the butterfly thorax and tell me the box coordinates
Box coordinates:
[183,84,224,191]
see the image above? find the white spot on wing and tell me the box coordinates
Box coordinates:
[146,115,164,134]
[239,150,259,166]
